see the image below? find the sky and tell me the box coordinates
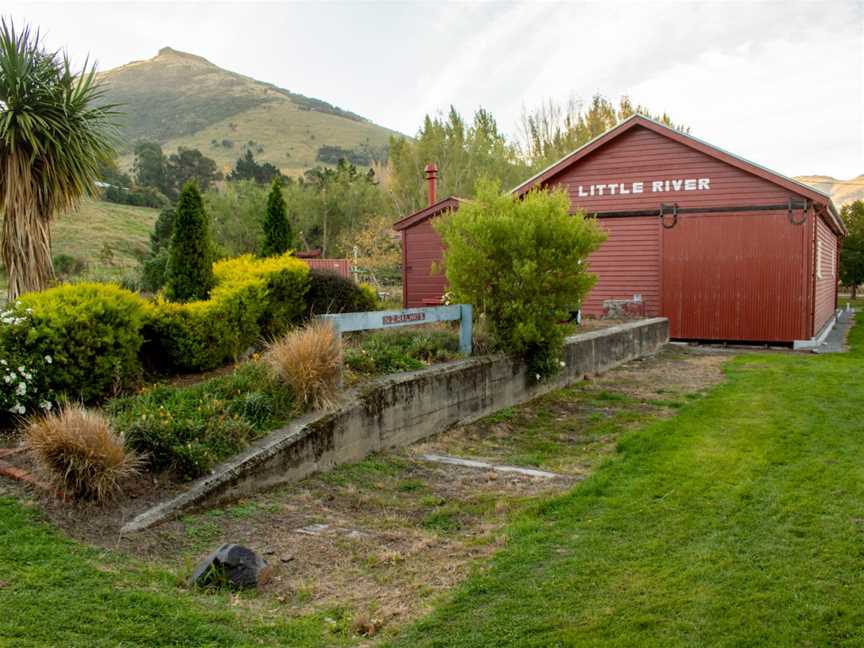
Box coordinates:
[6,0,864,179]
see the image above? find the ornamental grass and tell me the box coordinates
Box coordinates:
[25,405,141,502]
[265,320,341,411]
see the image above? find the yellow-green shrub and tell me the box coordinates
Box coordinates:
[143,253,309,373]
[143,280,266,373]
[1,283,148,402]
[214,252,309,337]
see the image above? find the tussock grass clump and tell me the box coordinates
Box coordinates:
[265,320,341,410]
[25,405,141,502]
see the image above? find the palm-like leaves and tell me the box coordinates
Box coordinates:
[0,19,117,299]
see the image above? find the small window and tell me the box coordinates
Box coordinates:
[830,243,836,278]
[816,240,823,280]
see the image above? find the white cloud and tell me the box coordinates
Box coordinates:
[5,0,862,177]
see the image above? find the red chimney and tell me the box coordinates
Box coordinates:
[424,163,438,206]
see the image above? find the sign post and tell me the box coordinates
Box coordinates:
[319,304,473,356]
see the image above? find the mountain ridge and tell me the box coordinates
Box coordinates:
[98,47,399,175]
[794,174,864,207]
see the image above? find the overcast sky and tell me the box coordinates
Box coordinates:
[7,1,864,179]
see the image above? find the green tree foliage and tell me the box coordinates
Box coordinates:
[205,179,269,256]
[227,150,282,184]
[261,179,293,256]
[0,19,116,299]
[164,182,214,302]
[297,159,386,256]
[517,94,688,170]
[388,107,527,215]
[96,155,131,188]
[139,207,175,292]
[436,181,607,375]
[840,200,864,299]
[387,97,686,219]
[133,140,168,193]
[165,147,221,197]
[133,142,220,200]
[316,143,386,166]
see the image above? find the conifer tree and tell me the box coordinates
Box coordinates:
[261,179,293,256]
[165,182,214,301]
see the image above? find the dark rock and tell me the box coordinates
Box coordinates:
[190,543,270,588]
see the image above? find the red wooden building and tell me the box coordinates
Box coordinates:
[394,116,846,345]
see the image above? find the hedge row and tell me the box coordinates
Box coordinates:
[145,254,309,373]
[0,255,376,406]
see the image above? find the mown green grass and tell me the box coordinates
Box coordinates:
[2,319,863,646]
[0,500,345,648]
[390,320,864,646]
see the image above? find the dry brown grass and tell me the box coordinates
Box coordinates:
[24,405,142,502]
[265,320,342,410]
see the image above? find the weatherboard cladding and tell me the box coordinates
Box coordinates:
[397,116,841,343]
[814,215,839,334]
[403,219,448,307]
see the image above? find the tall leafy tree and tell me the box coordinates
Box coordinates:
[299,159,382,256]
[0,20,116,299]
[387,106,527,215]
[840,200,864,299]
[165,147,221,199]
[261,178,292,256]
[165,182,214,302]
[133,140,167,193]
[228,150,281,184]
[516,94,688,170]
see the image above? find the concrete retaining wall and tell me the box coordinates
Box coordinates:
[122,318,668,533]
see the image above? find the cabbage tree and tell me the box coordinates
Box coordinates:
[0,20,115,299]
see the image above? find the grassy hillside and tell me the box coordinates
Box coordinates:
[795,174,864,207]
[0,199,158,300]
[51,199,158,275]
[100,47,399,175]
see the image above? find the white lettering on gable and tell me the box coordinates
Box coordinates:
[576,178,711,197]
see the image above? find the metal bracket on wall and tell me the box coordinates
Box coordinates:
[788,198,808,226]
[660,202,679,229]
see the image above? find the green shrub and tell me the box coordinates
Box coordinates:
[343,328,460,375]
[52,254,86,278]
[143,280,266,373]
[214,253,309,338]
[140,249,169,293]
[306,270,376,316]
[261,179,293,256]
[435,181,606,376]
[0,308,55,424]
[143,252,309,373]
[0,283,147,402]
[108,362,293,479]
[165,182,215,302]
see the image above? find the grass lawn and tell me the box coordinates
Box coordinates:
[1,318,862,646]
[0,498,352,647]
[391,319,864,646]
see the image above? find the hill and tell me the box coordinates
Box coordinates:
[795,174,864,207]
[99,47,400,175]
[0,199,158,300]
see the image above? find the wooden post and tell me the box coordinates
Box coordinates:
[459,304,472,356]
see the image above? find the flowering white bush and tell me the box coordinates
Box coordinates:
[0,303,55,421]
